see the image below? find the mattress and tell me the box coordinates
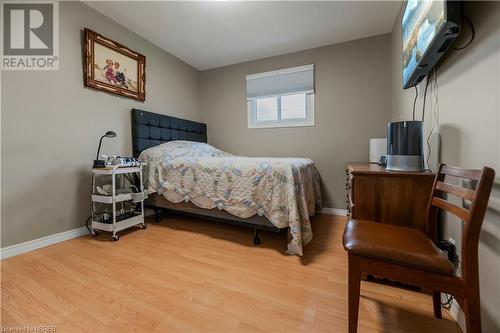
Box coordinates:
[139,141,322,255]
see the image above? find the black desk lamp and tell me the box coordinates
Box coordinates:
[93,131,117,168]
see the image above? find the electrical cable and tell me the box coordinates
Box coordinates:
[426,68,440,171]
[421,75,431,169]
[87,172,95,235]
[86,216,93,234]
[425,71,434,170]
[453,15,475,50]
[412,85,418,121]
[88,170,105,237]
[442,293,455,310]
[424,71,433,169]
[421,75,430,123]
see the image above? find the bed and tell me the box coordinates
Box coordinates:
[131,109,321,255]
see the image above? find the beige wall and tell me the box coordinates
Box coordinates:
[200,34,392,208]
[1,1,201,247]
[390,2,500,332]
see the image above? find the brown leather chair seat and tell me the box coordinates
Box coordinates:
[343,219,454,276]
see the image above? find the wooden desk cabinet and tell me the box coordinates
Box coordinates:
[346,163,435,232]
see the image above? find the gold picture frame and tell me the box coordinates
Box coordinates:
[83,28,146,101]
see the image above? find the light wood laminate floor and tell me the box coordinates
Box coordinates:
[1,214,461,332]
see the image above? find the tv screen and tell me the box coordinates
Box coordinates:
[402,0,461,89]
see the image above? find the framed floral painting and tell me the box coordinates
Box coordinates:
[83,28,146,101]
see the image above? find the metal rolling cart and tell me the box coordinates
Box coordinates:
[90,165,147,241]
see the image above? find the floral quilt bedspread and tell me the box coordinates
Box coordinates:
[139,141,322,255]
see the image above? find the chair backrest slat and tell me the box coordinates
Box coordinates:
[441,165,481,180]
[431,197,471,221]
[435,181,476,201]
[426,163,495,283]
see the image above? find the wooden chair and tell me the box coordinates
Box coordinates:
[342,164,495,333]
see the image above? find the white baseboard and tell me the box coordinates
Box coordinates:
[0,226,88,260]
[445,296,466,333]
[319,207,349,216]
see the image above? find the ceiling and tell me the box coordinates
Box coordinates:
[85,1,401,71]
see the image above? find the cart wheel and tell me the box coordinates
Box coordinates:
[91,229,99,237]
[112,235,120,241]
[141,223,147,229]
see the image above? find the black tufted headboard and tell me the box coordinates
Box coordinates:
[131,108,208,157]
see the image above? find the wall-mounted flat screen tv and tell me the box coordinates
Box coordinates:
[402,0,461,89]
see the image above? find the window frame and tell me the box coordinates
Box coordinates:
[247,91,315,129]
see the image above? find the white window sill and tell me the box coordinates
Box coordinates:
[248,119,315,129]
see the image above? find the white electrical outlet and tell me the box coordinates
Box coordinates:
[448,237,456,246]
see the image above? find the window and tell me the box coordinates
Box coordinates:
[246,65,315,129]
[281,93,306,119]
[256,96,278,121]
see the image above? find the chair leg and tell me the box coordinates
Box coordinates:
[432,292,442,319]
[464,295,482,333]
[348,255,361,333]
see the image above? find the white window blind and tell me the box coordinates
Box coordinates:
[246,64,314,99]
[246,64,315,129]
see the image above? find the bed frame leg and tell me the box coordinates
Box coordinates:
[154,208,162,222]
[253,229,262,245]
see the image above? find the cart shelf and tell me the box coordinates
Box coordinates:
[90,164,145,241]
